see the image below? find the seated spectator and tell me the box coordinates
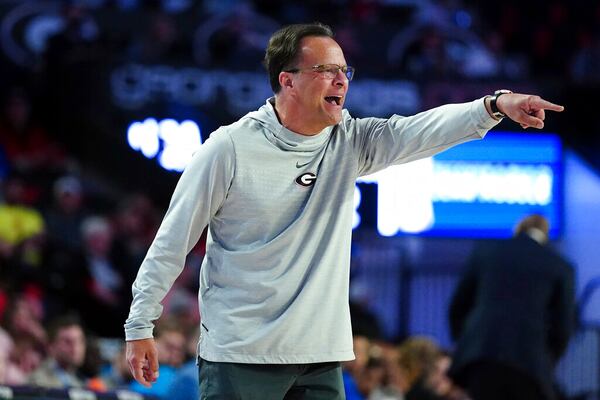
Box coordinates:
[570,32,600,82]
[0,178,49,302]
[154,319,187,369]
[342,335,371,400]
[28,314,86,389]
[369,342,406,400]
[0,175,45,277]
[129,318,186,399]
[2,294,47,349]
[4,336,45,385]
[79,215,135,337]
[112,194,160,269]
[0,288,6,321]
[192,7,278,69]
[39,239,89,323]
[101,345,134,390]
[80,335,110,392]
[40,182,90,320]
[426,350,467,400]
[126,11,188,65]
[343,335,404,399]
[0,147,8,180]
[162,286,200,339]
[358,348,391,399]
[169,326,200,400]
[0,326,13,384]
[397,337,466,400]
[0,88,65,193]
[44,175,87,252]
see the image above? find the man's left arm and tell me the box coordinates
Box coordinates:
[350,93,563,177]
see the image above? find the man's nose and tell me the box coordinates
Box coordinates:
[333,71,347,87]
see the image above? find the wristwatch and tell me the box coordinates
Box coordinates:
[489,89,512,119]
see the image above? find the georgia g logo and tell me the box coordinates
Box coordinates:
[295,172,317,187]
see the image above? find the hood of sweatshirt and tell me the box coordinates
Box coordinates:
[244,97,334,152]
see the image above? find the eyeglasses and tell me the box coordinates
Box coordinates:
[285,64,355,81]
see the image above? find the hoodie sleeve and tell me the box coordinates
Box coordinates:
[347,98,499,177]
[124,129,235,341]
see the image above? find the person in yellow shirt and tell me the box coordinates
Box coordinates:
[0,176,45,263]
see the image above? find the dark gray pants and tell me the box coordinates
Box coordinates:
[199,359,346,400]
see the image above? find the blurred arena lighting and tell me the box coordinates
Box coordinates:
[455,10,472,29]
[110,64,420,116]
[127,118,202,172]
[352,185,362,230]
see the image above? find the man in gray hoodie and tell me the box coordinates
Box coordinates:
[124,22,564,399]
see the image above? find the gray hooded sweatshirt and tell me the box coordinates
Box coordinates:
[125,97,499,364]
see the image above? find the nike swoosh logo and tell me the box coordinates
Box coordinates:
[296,161,311,168]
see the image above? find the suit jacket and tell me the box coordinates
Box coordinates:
[448,234,575,399]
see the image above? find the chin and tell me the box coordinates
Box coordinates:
[331,111,343,125]
[324,108,342,121]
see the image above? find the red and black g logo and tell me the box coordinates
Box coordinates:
[295,172,317,187]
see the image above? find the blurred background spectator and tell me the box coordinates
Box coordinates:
[79,215,135,338]
[0,88,66,191]
[168,326,201,400]
[0,1,598,399]
[44,175,87,252]
[129,318,187,399]
[28,314,86,389]
[100,344,134,390]
[448,215,575,400]
[398,336,467,400]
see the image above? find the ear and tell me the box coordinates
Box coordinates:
[278,71,293,90]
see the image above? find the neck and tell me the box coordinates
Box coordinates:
[273,95,323,136]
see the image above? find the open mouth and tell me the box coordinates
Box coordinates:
[324,96,342,106]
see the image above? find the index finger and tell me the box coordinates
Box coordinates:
[531,97,564,112]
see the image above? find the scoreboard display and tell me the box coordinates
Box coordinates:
[354,132,563,239]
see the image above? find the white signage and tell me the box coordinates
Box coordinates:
[354,160,554,236]
[127,118,203,172]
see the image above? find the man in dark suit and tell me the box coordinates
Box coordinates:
[448,214,576,400]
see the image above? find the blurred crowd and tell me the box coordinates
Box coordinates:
[2,0,600,81]
[0,0,590,399]
[1,0,599,177]
[0,81,203,397]
[0,312,202,399]
[342,334,469,400]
